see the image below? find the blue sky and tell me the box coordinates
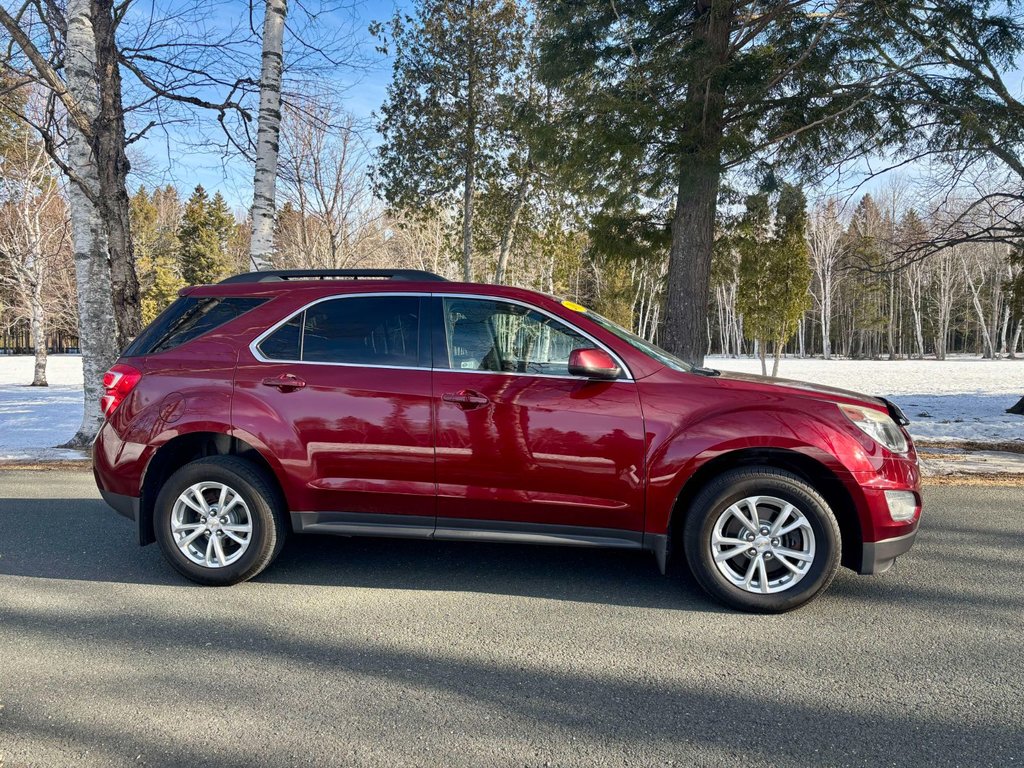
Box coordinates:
[129,0,403,209]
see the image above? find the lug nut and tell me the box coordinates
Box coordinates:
[765,552,773,560]
[746,533,755,542]
[747,549,757,557]
[220,517,227,524]
[772,538,780,546]
[760,527,770,535]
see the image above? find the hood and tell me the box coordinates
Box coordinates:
[706,369,888,409]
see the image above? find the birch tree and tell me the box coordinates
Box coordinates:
[0,99,69,386]
[807,198,845,360]
[249,0,287,270]
[64,0,119,445]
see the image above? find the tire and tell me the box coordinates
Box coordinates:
[154,456,288,586]
[682,466,841,613]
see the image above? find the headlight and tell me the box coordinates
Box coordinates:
[839,404,908,453]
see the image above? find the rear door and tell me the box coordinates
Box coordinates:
[233,293,435,533]
[431,295,646,543]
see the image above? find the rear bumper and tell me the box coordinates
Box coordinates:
[858,528,917,575]
[99,488,139,522]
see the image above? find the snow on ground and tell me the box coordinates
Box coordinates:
[707,355,1024,445]
[0,354,1020,465]
[0,355,87,461]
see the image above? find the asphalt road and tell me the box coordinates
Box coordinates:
[1,471,1022,768]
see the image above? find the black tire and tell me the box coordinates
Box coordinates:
[682,467,841,613]
[154,456,288,586]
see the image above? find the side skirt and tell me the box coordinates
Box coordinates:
[291,511,645,551]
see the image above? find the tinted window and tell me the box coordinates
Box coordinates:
[259,296,421,366]
[257,314,302,360]
[124,297,266,356]
[442,298,589,376]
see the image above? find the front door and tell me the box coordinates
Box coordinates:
[234,293,435,530]
[431,296,646,540]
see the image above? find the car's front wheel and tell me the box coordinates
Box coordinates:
[154,456,287,586]
[683,467,841,612]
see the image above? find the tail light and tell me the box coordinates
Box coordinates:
[101,364,142,417]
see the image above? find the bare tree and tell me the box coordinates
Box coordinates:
[807,198,845,360]
[0,102,71,385]
[278,95,378,269]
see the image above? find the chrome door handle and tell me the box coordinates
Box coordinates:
[261,374,306,391]
[442,389,490,410]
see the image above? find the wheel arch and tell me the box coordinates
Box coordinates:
[138,431,285,546]
[665,447,862,572]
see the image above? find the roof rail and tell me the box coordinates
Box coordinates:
[219,269,448,284]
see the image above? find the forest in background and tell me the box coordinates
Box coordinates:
[2,0,1023,442]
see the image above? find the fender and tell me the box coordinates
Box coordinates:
[637,373,886,539]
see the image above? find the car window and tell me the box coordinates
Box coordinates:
[442,298,590,376]
[258,295,420,367]
[257,313,302,360]
[125,297,266,356]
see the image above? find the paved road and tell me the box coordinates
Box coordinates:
[0,471,1021,768]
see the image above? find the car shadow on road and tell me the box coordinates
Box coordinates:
[0,496,721,612]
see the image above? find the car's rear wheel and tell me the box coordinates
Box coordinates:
[154,456,287,586]
[683,467,841,612]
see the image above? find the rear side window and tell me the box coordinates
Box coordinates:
[124,297,266,356]
[257,296,421,367]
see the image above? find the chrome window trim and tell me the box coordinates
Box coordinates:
[247,290,633,381]
[249,292,431,370]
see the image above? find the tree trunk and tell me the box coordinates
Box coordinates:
[459,0,478,282]
[90,0,142,350]
[493,168,529,284]
[30,260,48,387]
[63,0,119,447]
[250,0,288,271]
[1010,320,1023,359]
[659,1,731,366]
[771,339,782,377]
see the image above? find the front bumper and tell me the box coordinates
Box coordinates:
[858,528,917,575]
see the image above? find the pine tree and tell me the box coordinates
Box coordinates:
[178,186,232,286]
[131,186,185,323]
[372,0,528,281]
[737,185,813,376]
[537,1,899,365]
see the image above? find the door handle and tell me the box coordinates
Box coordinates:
[262,374,306,391]
[442,389,490,410]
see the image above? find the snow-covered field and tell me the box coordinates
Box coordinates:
[0,355,86,461]
[707,355,1023,445]
[0,354,1020,463]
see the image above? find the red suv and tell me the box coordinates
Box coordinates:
[94,269,921,611]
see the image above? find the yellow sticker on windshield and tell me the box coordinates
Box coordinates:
[561,300,587,313]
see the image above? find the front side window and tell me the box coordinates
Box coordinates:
[258,295,421,367]
[441,298,591,376]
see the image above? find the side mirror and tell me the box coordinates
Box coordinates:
[568,348,621,380]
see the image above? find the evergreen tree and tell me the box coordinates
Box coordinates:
[372,0,528,280]
[131,187,186,324]
[537,1,901,365]
[178,186,233,285]
[737,185,813,376]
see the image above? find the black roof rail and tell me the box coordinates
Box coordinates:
[219,269,448,284]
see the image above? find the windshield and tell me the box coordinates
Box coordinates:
[582,310,692,372]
